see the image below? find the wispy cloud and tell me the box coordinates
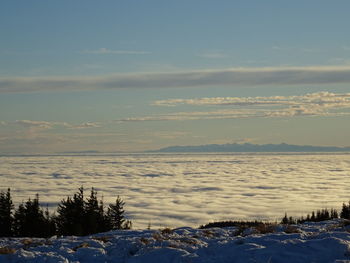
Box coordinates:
[151,131,188,139]
[153,92,350,107]
[2,66,350,93]
[3,120,100,130]
[119,92,350,122]
[81,48,151,55]
[117,109,266,122]
[272,46,292,51]
[272,46,321,53]
[68,122,101,129]
[328,58,350,65]
[197,50,228,59]
[117,107,350,122]
[13,120,61,129]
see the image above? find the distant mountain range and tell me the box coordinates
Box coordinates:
[153,143,350,153]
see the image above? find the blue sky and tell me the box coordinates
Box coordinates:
[0,0,350,153]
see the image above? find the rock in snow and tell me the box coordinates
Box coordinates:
[1,220,350,263]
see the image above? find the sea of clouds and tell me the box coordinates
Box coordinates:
[0,153,349,228]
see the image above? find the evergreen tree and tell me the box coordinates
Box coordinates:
[13,194,46,237]
[107,196,131,230]
[340,202,350,219]
[288,216,295,224]
[98,199,110,232]
[84,188,106,234]
[281,213,289,224]
[330,208,338,219]
[316,210,321,220]
[56,187,85,235]
[13,203,26,237]
[3,187,131,237]
[311,211,316,221]
[42,205,56,237]
[0,188,14,237]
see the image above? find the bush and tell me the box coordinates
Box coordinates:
[0,247,16,254]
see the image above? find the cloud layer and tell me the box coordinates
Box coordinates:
[2,66,350,93]
[1,154,349,228]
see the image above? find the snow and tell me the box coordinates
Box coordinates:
[1,220,350,263]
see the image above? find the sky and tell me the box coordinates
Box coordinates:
[0,0,350,153]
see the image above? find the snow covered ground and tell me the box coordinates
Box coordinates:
[1,220,350,263]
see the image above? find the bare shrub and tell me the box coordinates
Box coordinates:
[139,237,150,245]
[152,232,163,241]
[161,227,173,235]
[92,236,111,243]
[0,247,16,254]
[73,242,90,251]
[255,223,276,234]
[284,225,300,234]
[21,239,33,246]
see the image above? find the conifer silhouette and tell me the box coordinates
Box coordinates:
[0,188,14,237]
[13,194,46,237]
[107,196,131,229]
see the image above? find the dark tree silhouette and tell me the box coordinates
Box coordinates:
[107,196,131,230]
[13,194,47,237]
[0,188,14,237]
[1,187,132,237]
[281,213,289,224]
[42,205,56,237]
[85,188,108,234]
[340,202,350,219]
[56,186,86,236]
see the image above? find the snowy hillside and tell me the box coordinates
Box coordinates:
[1,220,350,263]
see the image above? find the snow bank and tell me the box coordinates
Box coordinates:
[1,220,350,263]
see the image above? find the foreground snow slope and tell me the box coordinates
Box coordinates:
[1,220,350,263]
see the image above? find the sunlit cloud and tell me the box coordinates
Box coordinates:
[153,92,350,107]
[117,108,339,122]
[68,122,101,129]
[2,120,100,130]
[120,92,350,122]
[13,120,60,129]
[2,66,350,93]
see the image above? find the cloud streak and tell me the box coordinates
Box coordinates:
[3,120,100,130]
[153,92,350,107]
[197,50,228,59]
[120,92,350,122]
[13,120,57,129]
[81,48,151,55]
[117,108,341,122]
[2,66,350,93]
